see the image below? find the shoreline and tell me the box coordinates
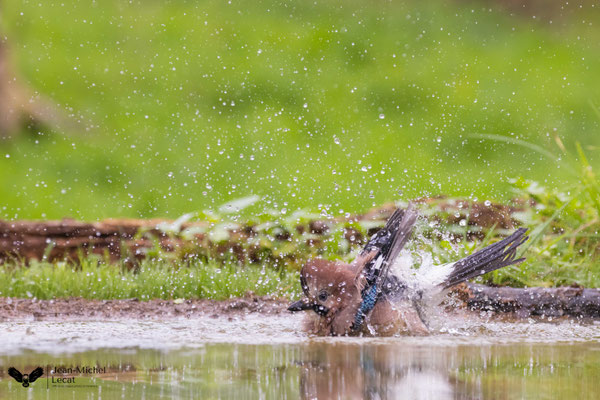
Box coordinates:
[0,295,289,321]
[3,282,600,322]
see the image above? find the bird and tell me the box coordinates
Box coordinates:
[288,205,528,336]
[7,366,44,387]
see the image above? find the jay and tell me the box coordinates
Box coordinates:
[288,206,528,336]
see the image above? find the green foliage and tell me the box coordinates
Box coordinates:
[6,142,600,301]
[418,174,600,288]
[4,168,600,301]
[0,259,300,300]
[0,1,599,219]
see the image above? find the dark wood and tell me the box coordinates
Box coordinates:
[0,218,209,263]
[0,199,527,263]
[464,283,600,319]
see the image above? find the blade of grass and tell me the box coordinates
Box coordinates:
[467,133,577,176]
[516,195,576,259]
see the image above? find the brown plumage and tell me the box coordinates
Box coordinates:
[295,258,428,336]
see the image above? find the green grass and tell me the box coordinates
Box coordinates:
[2,166,600,300]
[0,259,300,300]
[0,0,599,219]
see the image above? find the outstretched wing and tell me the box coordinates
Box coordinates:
[352,205,418,289]
[7,367,23,382]
[349,205,418,331]
[28,367,44,382]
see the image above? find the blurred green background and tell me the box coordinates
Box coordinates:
[1,0,599,220]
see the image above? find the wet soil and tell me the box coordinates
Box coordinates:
[0,295,289,321]
[3,281,600,322]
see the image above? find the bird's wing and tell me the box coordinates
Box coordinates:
[380,206,417,273]
[8,367,23,382]
[28,367,44,382]
[350,248,378,291]
[352,205,417,290]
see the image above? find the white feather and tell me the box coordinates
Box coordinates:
[390,251,456,296]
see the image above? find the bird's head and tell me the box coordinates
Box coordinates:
[288,259,359,318]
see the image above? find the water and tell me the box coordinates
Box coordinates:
[1,315,600,399]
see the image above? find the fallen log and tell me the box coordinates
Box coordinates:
[463,283,600,319]
[0,218,209,263]
[0,199,522,265]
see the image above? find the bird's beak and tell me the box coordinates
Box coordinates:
[287,297,313,312]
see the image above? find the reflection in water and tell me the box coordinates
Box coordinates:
[296,340,600,400]
[1,341,600,399]
[299,343,456,399]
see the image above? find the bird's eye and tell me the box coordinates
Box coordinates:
[318,291,328,302]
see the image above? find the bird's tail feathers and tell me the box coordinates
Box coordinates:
[440,228,528,289]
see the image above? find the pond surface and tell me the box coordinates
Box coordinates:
[1,315,600,399]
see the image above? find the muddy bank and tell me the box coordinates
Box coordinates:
[0,295,289,321]
[2,282,600,321]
